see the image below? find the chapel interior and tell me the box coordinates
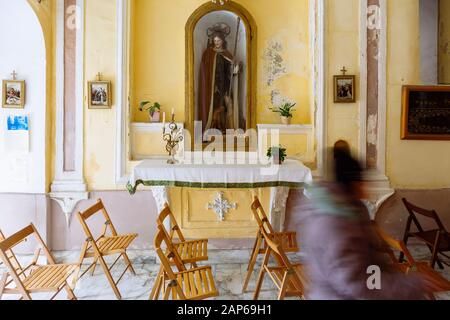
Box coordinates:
[1,0,450,301]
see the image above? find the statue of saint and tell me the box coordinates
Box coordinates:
[198,24,241,135]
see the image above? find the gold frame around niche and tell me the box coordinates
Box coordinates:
[185,1,257,150]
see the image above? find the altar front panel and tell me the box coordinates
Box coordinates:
[169,188,271,238]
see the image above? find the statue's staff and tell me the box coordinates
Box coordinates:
[228,17,241,97]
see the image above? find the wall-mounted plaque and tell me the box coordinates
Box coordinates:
[401,85,450,140]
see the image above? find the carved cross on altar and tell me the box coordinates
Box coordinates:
[11,70,18,80]
[340,66,348,75]
[206,192,237,221]
[96,72,102,81]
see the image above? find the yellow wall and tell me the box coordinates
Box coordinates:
[132,0,311,125]
[66,0,450,190]
[439,0,450,84]
[325,0,361,154]
[84,0,118,189]
[386,0,450,188]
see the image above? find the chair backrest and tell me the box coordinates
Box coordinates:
[156,204,185,242]
[154,229,187,299]
[372,223,416,269]
[402,198,448,234]
[251,197,275,234]
[154,224,187,272]
[0,224,55,287]
[77,199,118,241]
[260,228,305,292]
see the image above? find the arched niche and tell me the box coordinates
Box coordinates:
[185,1,257,149]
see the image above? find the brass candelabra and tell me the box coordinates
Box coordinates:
[163,114,184,164]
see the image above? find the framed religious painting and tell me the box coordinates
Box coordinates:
[88,80,111,109]
[2,80,26,108]
[334,75,356,103]
[401,85,450,140]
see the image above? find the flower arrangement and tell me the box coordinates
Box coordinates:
[267,145,287,164]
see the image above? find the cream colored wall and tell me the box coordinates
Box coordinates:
[84,0,118,190]
[439,0,450,84]
[386,0,450,188]
[325,0,361,155]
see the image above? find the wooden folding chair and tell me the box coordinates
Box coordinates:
[253,228,307,300]
[373,223,450,299]
[149,204,209,299]
[401,198,450,269]
[242,196,299,293]
[0,224,79,300]
[77,199,138,300]
[153,228,218,300]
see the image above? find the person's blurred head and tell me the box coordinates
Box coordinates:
[333,140,365,199]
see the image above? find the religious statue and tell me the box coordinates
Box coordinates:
[198,22,242,135]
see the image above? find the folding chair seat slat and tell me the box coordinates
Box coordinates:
[195,269,204,296]
[30,266,59,288]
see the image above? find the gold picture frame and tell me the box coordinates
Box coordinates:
[2,80,26,108]
[334,75,356,103]
[88,81,111,109]
[401,85,450,141]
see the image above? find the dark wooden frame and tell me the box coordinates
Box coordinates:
[401,85,450,140]
[333,75,356,103]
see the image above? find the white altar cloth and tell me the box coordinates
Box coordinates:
[127,159,313,193]
[127,159,313,232]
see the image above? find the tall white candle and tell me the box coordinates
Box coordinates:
[162,112,166,133]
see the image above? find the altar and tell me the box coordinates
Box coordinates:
[127,158,313,238]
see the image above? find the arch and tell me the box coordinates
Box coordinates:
[185,1,257,148]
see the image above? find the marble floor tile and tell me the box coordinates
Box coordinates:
[0,246,449,300]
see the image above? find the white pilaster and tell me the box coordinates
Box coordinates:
[50,0,88,226]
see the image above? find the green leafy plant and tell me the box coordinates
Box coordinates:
[139,101,161,116]
[269,102,296,118]
[267,145,287,164]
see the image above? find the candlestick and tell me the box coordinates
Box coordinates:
[162,115,183,165]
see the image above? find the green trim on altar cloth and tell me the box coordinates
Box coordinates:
[126,180,310,195]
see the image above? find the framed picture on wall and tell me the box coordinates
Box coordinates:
[88,81,111,109]
[2,80,26,108]
[401,85,450,140]
[334,75,356,103]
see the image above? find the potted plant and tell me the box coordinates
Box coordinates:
[139,101,161,122]
[267,145,287,165]
[269,102,296,125]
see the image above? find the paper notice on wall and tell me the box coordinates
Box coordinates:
[5,115,29,153]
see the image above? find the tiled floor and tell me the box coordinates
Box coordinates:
[1,246,450,300]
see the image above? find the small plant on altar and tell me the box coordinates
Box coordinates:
[139,101,161,122]
[269,102,296,125]
[267,145,287,164]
